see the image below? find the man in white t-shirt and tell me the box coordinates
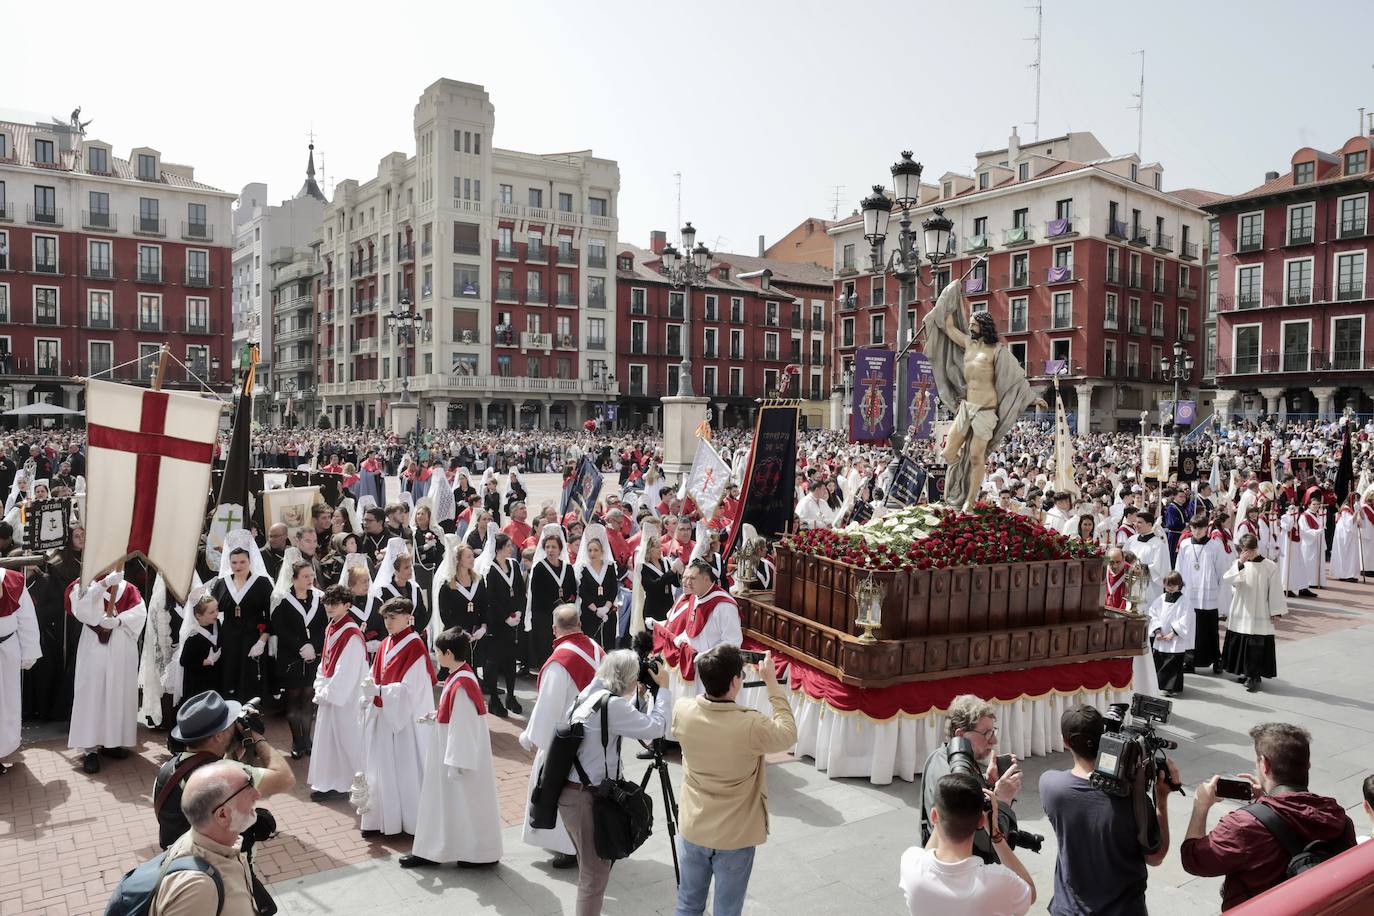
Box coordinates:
[898,772,1034,915]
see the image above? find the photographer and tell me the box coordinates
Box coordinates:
[560,649,672,916]
[671,645,797,916]
[899,773,1034,915]
[1040,705,1177,915]
[152,690,295,849]
[919,695,1023,864]
[1180,723,1355,910]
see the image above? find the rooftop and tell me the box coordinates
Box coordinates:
[0,117,228,193]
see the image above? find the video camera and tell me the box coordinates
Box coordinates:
[237,697,266,737]
[631,631,662,693]
[1090,694,1180,798]
[947,737,1044,854]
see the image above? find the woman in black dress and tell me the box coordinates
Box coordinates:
[504,468,528,516]
[435,541,487,683]
[318,532,358,588]
[481,533,525,716]
[344,560,383,657]
[637,534,681,630]
[526,525,576,670]
[465,508,495,552]
[177,593,223,711]
[209,533,274,703]
[373,542,431,644]
[411,502,445,597]
[575,524,620,651]
[270,558,325,757]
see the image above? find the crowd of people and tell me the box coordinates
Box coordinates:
[2,412,1374,914]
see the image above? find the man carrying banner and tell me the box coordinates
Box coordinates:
[0,568,41,774]
[67,571,147,773]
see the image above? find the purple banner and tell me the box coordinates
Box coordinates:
[1044,358,1067,376]
[1047,218,1070,238]
[964,276,985,294]
[851,347,894,443]
[906,351,936,440]
[1174,400,1196,425]
[1047,264,1072,283]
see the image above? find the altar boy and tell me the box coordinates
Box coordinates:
[401,628,503,869]
[1147,570,1193,697]
[308,584,367,802]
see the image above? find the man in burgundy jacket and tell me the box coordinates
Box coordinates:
[1180,722,1355,910]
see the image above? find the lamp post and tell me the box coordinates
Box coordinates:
[384,294,424,436]
[658,222,714,397]
[859,152,954,453]
[842,366,854,435]
[1159,340,1195,445]
[281,377,297,428]
[594,364,616,430]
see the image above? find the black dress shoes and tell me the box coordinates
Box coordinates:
[82,753,101,774]
[399,855,437,869]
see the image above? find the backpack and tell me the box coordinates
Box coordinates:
[1244,802,1345,879]
[104,850,223,916]
[529,689,610,830]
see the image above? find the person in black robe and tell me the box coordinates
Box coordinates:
[465,509,495,552]
[482,477,503,526]
[22,532,84,721]
[504,471,528,516]
[318,532,357,589]
[359,508,389,572]
[526,531,576,670]
[436,544,488,684]
[178,594,224,712]
[481,534,525,717]
[639,538,681,629]
[376,552,431,644]
[270,560,326,757]
[344,563,384,657]
[209,546,275,703]
[411,507,445,597]
[576,534,620,652]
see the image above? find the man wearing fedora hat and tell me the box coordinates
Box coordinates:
[152,690,294,850]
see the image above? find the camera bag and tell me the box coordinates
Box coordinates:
[570,695,654,861]
[529,689,611,830]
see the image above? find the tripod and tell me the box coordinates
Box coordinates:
[638,736,681,883]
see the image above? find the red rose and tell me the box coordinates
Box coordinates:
[366,630,379,639]
[256,624,268,633]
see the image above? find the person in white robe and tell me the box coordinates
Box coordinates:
[662,558,743,701]
[1123,512,1168,608]
[0,568,41,772]
[1221,533,1287,692]
[794,480,835,530]
[357,596,434,836]
[1358,490,1374,577]
[518,604,605,867]
[1043,492,1075,535]
[1279,506,1320,597]
[401,628,503,868]
[308,583,368,801]
[1330,497,1362,582]
[1147,571,1194,696]
[1177,518,1227,675]
[68,571,147,773]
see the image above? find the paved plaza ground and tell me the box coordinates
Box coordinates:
[4,475,1373,914]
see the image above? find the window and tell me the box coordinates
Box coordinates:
[499,184,513,204]
[1129,163,1139,182]
[496,355,512,377]
[870,278,885,308]
[1333,317,1364,369]
[528,188,543,208]
[703,362,717,396]
[1152,301,1164,331]
[1204,327,1217,375]
[1337,251,1366,300]
[629,364,646,395]
[1053,246,1072,270]
[1055,198,1073,220]
[138,294,161,329]
[1179,306,1190,335]
[1236,265,1262,308]
[729,366,744,396]
[187,250,208,285]
[1009,342,1027,368]
[869,314,884,344]
[705,295,718,321]
[1339,195,1367,237]
[138,154,157,179]
[766,301,780,327]
[86,191,111,230]
[88,146,108,173]
[1127,342,1140,377]
[84,290,111,328]
[589,197,608,217]
[1207,268,1218,316]
[1346,151,1367,175]
[34,139,54,164]
[1287,204,1314,244]
[1052,291,1072,329]
[474,133,481,154]
[841,317,855,348]
[666,324,682,357]
[34,185,56,221]
[1234,325,1261,373]
[139,197,160,233]
[36,338,60,375]
[842,243,855,270]
[1011,252,1029,286]
[88,239,111,277]
[978,172,989,189]
[618,255,632,271]
[588,276,606,307]
[1105,292,1118,328]
[187,297,209,333]
[1018,162,1029,181]
[730,329,744,359]
[558,192,573,212]
[1208,220,1220,259]
[34,287,58,324]
[1129,298,1141,328]
[1286,259,1313,304]
[1294,161,1315,185]
[33,235,57,273]
[1012,207,1028,229]
[1009,296,1028,333]
[453,264,479,297]
[1051,338,1071,366]
[588,239,607,268]
[187,202,207,237]
[630,288,646,315]
[1104,340,1116,376]
[1282,322,1310,371]
[668,290,684,319]
[588,318,606,349]
[89,340,112,376]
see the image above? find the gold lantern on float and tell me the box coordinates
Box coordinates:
[731,537,760,597]
[1124,561,1151,617]
[855,571,886,643]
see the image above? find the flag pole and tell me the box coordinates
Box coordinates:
[151,345,169,392]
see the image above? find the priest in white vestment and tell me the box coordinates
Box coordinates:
[1330,498,1362,582]
[68,571,146,773]
[1279,506,1320,597]
[1123,512,1168,608]
[794,480,835,530]
[1358,492,1374,577]
[0,568,41,770]
[308,584,368,800]
[518,604,605,867]
[358,597,435,836]
[1177,518,1228,675]
[659,558,743,701]
[403,628,503,868]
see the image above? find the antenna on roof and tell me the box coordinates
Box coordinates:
[674,171,683,232]
[1025,0,1043,142]
[1131,50,1145,159]
[829,185,846,221]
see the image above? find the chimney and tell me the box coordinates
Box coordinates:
[1265,171,1280,181]
[649,230,667,254]
[1008,126,1021,164]
[758,235,765,256]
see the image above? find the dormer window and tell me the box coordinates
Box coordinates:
[1018,163,1029,181]
[978,172,989,189]
[1129,163,1139,182]
[88,146,109,174]
[618,255,632,271]
[1346,151,1367,175]
[1294,161,1315,185]
[719,267,730,281]
[34,139,54,165]
[137,153,157,180]
[0,133,7,158]
[1153,172,1161,190]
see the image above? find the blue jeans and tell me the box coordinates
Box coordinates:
[673,838,756,916]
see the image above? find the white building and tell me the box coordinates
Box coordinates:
[317,78,620,430]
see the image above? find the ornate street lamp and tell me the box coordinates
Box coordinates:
[658,222,714,396]
[1159,340,1194,444]
[384,295,423,407]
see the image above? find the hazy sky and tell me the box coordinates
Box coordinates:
[11,0,1374,257]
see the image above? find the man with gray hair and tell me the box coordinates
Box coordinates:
[150,761,260,915]
[919,694,1024,866]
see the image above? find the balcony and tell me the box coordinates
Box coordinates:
[182,221,213,242]
[184,268,212,288]
[556,334,577,350]
[1181,241,1199,260]
[1178,283,1198,299]
[421,240,433,257]
[0,202,13,221]
[1284,226,1314,247]
[32,258,59,275]
[138,266,163,283]
[1049,314,1075,331]
[965,233,991,251]
[762,349,782,362]
[963,276,988,295]
[586,337,607,351]
[1152,277,1169,295]
[1286,285,1313,306]
[137,317,163,332]
[1044,216,1081,238]
[1002,226,1034,246]
[525,287,548,304]
[1045,266,1077,284]
[588,291,606,309]
[729,310,745,325]
[185,317,212,334]
[1152,231,1173,252]
[1150,324,1165,338]
[86,313,113,329]
[27,205,63,226]
[454,240,481,256]
[495,286,520,303]
[1337,218,1367,240]
[840,335,855,348]
[556,291,578,306]
[1103,313,1119,330]
[520,331,551,350]
[837,294,859,311]
[494,326,517,347]
[83,210,116,231]
[587,254,607,269]
[1336,281,1365,302]
[557,249,578,265]
[1129,321,1149,335]
[1001,271,1032,290]
[1105,265,1123,285]
[526,244,548,263]
[1129,226,1150,246]
[135,216,166,237]
[1181,328,1195,342]
[399,243,415,261]
[1127,271,1143,289]
[85,258,114,279]
[1217,289,1279,311]
[1237,233,1263,253]
[1106,218,1128,239]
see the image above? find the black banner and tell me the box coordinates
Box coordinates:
[730,405,800,547]
[1290,455,1316,482]
[925,464,948,504]
[25,498,71,552]
[885,455,928,508]
[1177,448,1200,482]
[559,455,603,523]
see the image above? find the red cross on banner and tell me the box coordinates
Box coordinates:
[82,379,224,603]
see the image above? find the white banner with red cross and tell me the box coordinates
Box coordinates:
[81,379,224,603]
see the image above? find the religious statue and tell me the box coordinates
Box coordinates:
[62,107,93,135]
[921,280,1047,511]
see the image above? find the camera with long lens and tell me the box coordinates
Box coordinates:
[237,696,266,736]
[946,737,1044,855]
[631,631,662,692]
[1089,694,1179,798]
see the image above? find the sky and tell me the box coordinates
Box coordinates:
[10,0,1374,257]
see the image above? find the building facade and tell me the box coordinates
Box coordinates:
[316,79,620,430]
[232,147,328,420]
[827,130,1215,433]
[268,242,324,425]
[614,237,833,429]
[762,217,834,271]
[1203,133,1374,421]
[0,113,235,413]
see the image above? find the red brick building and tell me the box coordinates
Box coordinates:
[614,235,833,429]
[826,131,1217,432]
[1202,133,1374,421]
[0,114,235,415]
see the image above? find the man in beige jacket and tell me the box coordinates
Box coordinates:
[671,644,797,916]
[151,761,261,915]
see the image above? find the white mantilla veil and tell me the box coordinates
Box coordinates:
[473,521,501,578]
[630,517,663,637]
[217,529,270,585]
[431,533,464,643]
[369,537,411,600]
[427,471,457,526]
[574,523,614,581]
